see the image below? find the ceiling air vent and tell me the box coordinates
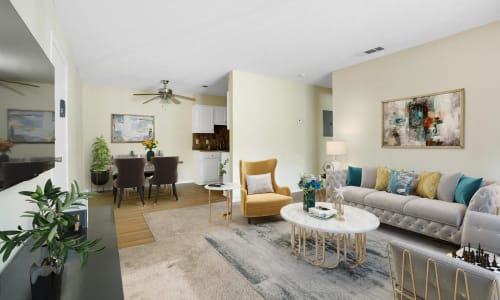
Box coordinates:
[364,46,384,54]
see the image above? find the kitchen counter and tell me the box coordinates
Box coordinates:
[194,150,230,152]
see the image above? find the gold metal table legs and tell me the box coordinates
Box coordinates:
[208,190,233,225]
[289,224,367,269]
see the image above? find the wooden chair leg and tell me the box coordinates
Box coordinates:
[172,183,178,201]
[118,188,124,208]
[113,187,117,204]
[138,186,145,206]
[148,183,152,199]
[155,185,160,204]
[248,218,251,224]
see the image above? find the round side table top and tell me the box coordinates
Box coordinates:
[204,182,239,191]
[280,202,380,234]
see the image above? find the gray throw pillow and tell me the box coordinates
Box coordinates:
[436,172,462,202]
[246,173,274,195]
[360,166,377,188]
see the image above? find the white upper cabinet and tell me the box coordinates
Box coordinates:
[192,105,214,133]
[213,106,227,126]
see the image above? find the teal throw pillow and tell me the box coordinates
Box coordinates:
[386,170,414,196]
[454,176,483,206]
[346,166,362,187]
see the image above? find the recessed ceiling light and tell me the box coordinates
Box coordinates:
[201,85,208,88]
[298,73,305,78]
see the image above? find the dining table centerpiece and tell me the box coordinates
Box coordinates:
[0,139,14,162]
[142,138,158,161]
[298,174,324,212]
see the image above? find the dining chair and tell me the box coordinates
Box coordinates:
[148,156,179,204]
[113,157,146,208]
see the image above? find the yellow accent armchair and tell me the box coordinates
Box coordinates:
[240,158,292,224]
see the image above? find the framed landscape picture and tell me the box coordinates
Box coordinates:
[111,114,154,143]
[382,89,464,148]
[7,109,55,143]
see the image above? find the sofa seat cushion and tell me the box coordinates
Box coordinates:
[363,191,418,214]
[246,193,292,210]
[343,186,377,205]
[403,198,466,228]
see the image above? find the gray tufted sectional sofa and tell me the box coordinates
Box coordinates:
[326,169,500,245]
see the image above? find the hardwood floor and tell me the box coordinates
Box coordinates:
[89,183,224,249]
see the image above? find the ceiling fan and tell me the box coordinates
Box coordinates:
[133,80,195,104]
[0,79,40,96]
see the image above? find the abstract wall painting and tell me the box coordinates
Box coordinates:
[7,109,55,143]
[111,114,154,143]
[382,89,464,148]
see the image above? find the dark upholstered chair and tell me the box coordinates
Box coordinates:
[113,158,146,208]
[148,156,179,204]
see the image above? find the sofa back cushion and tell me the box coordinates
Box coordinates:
[436,172,463,202]
[455,176,483,206]
[416,171,441,199]
[360,166,377,188]
[374,167,391,191]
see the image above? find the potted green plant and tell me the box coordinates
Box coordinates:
[219,158,229,184]
[90,135,112,186]
[0,179,103,299]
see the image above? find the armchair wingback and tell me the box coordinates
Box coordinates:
[239,158,292,223]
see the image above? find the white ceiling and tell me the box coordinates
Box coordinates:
[54,0,500,96]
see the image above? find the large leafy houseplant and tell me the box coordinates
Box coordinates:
[0,179,103,268]
[90,135,112,185]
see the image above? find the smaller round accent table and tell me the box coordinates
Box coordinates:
[280,202,380,268]
[204,183,238,225]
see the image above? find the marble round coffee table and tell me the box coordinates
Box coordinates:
[280,202,380,269]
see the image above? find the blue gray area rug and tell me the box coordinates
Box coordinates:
[205,221,390,299]
[205,222,454,300]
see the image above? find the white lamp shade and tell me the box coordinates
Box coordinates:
[326,141,346,156]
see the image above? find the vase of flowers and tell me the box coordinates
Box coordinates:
[298,174,324,212]
[0,139,14,162]
[219,158,229,184]
[142,138,158,161]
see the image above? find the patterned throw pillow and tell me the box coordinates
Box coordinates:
[387,170,414,195]
[374,167,391,191]
[416,171,441,199]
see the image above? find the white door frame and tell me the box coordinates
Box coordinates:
[50,33,69,189]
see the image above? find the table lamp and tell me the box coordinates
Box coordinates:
[326,141,346,170]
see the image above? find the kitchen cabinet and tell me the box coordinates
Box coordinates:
[192,105,214,133]
[213,106,227,126]
[193,151,221,184]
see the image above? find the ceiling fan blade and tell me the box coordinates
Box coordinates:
[0,79,39,88]
[0,81,24,96]
[143,96,160,104]
[170,97,181,104]
[173,94,195,101]
[133,93,160,96]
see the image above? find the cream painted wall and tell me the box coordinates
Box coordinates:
[0,0,83,272]
[332,21,500,179]
[81,84,226,190]
[231,70,331,193]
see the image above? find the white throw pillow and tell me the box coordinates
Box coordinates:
[246,173,274,195]
[360,166,377,188]
[436,172,463,202]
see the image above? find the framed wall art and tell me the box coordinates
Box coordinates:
[111,114,154,143]
[382,89,464,148]
[7,109,55,143]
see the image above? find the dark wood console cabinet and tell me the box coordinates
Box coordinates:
[0,206,124,300]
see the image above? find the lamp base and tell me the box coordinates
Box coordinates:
[332,161,342,170]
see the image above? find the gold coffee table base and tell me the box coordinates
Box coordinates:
[289,224,367,269]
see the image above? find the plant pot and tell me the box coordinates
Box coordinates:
[30,263,64,300]
[90,169,110,185]
[146,150,154,162]
[0,153,9,162]
[303,191,315,212]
